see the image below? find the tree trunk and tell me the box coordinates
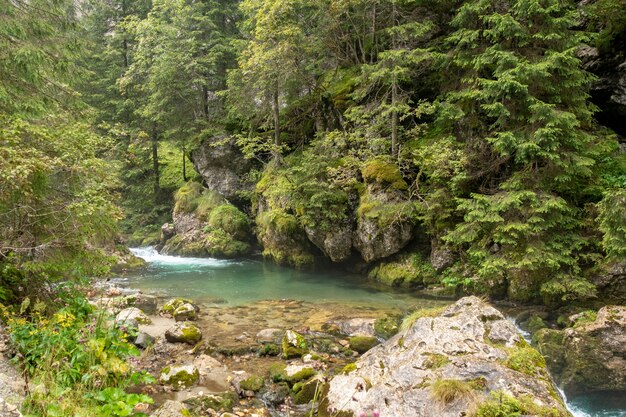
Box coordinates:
[391,77,399,159]
[151,126,160,202]
[182,144,188,182]
[272,87,281,166]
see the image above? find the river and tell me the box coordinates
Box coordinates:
[122,247,626,417]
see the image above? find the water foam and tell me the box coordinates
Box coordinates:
[130,246,233,267]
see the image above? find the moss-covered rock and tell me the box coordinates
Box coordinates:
[348,336,379,354]
[240,375,265,392]
[369,254,435,288]
[284,365,316,384]
[204,229,250,258]
[354,179,416,263]
[173,302,198,322]
[293,376,326,405]
[269,363,287,382]
[183,391,237,413]
[165,322,203,345]
[361,158,408,191]
[374,315,401,340]
[533,305,626,394]
[281,330,308,359]
[257,209,315,268]
[161,298,197,315]
[159,365,200,390]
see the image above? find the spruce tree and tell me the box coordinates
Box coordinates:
[429,0,611,303]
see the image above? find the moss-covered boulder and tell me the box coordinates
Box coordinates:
[354,160,417,263]
[165,322,203,345]
[348,336,379,354]
[123,293,158,315]
[173,303,198,322]
[534,305,626,394]
[161,298,198,315]
[159,365,200,390]
[150,400,189,417]
[162,182,252,259]
[240,375,265,392]
[183,392,238,413]
[281,330,308,359]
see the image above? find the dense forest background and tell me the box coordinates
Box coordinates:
[1,0,626,306]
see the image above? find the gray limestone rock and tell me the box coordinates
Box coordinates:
[321,296,570,417]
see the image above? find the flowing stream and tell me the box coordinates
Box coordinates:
[124,247,625,417]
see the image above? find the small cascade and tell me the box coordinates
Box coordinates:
[130,246,234,267]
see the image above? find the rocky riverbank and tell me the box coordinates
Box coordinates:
[89,287,589,417]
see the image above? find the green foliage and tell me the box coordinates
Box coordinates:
[174,181,206,213]
[474,391,565,417]
[6,292,154,417]
[208,205,250,240]
[597,189,626,260]
[504,344,547,376]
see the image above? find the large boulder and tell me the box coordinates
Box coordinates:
[321,296,570,417]
[161,182,252,258]
[534,305,626,394]
[189,135,255,202]
[304,222,353,263]
[353,159,417,263]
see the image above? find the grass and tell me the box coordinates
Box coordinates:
[400,306,447,331]
[431,379,475,405]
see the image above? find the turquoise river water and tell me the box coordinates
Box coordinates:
[123,247,625,417]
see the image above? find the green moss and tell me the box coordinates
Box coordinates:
[400,306,447,331]
[369,254,435,288]
[504,343,547,376]
[160,366,200,390]
[341,363,357,374]
[180,323,202,344]
[571,310,597,328]
[293,377,324,405]
[195,191,225,220]
[356,191,415,229]
[257,210,299,235]
[422,353,450,369]
[430,379,474,404]
[240,375,265,392]
[374,315,401,339]
[526,315,548,334]
[204,229,250,257]
[208,204,250,239]
[269,363,287,382]
[285,367,316,383]
[174,181,205,213]
[281,330,308,359]
[361,158,408,190]
[348,336,379,353]
[183,392,237,412]
[258,343,280,356]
